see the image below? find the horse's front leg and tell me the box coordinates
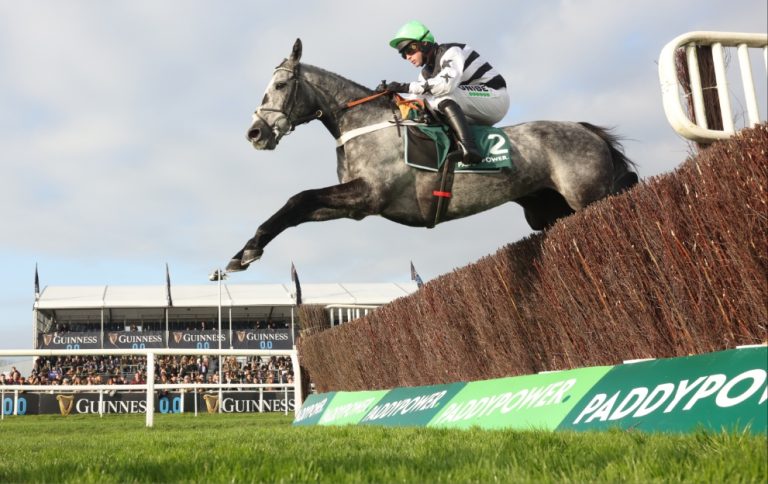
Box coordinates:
[227,178,376,272]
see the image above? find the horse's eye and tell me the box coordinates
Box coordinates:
[274,82,287,90]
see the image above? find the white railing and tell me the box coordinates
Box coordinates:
[326,304,380,326]
[0,348,301,427]
[659,31,768,143]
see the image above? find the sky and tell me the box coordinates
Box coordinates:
[1,1,766,349]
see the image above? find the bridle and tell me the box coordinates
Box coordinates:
[252,62,323,143]
[252,61,396,145]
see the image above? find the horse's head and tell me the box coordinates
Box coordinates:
[247,38,319,150]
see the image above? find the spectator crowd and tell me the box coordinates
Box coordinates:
[1,355,294,388]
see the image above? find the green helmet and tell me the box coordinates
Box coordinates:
[389,20,435,50]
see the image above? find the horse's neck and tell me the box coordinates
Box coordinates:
[304,65,392,133]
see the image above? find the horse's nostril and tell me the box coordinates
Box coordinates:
[247,128,260,141]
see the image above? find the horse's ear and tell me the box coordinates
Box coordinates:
[290,38,302,62]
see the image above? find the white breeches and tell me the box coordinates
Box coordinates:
[425,86,510,125]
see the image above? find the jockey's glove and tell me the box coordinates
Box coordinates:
[376,81,409,93]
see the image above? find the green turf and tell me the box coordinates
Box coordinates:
[0,413,765,483]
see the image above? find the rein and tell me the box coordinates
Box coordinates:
[340,90,391,110]
[333,93,428,147]
[339,91,420,114]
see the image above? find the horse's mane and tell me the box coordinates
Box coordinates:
[302,63,372,93]
[301,63,392,109]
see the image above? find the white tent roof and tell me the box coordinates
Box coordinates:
[35,282,418,309]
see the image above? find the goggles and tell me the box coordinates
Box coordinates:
[399,42,421,59]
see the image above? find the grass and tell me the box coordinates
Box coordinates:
[0,413,765,483]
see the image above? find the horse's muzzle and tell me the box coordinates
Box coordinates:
[246,118,277,150]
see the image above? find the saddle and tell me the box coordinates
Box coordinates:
[392,97,519,228]
[405,124,516,172]
[396,97,517,173]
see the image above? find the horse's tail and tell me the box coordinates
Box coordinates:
[579,122,639,194]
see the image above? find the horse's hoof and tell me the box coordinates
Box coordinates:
[226,258,248,272]
[241,249,263,266]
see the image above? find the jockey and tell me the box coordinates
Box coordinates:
[379,20,510,165]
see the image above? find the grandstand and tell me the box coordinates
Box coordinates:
[1,282,417,418]
[33,282,418,350]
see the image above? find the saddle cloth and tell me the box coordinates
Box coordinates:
[404,124,518,173]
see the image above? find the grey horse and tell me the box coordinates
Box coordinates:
[227,39,637,272]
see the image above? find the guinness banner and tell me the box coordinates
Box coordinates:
[167,329,293,350]
[169,330,229,349]
[37,329,292,350]
[104,331,165,349]
[3,391,294,415]
[232,329,293,350]
[1,393,40,416]
[38,332,101,350]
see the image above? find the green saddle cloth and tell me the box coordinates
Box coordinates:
[404,124,517,172]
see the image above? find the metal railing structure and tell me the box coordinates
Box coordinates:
[326,304,380,327]
[0,348,301,427]
[659,31,767,143]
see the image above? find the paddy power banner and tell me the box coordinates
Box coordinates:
[428,366,612,430]
[293,347,767,434]
[558,347,767,434]
[358,383,465,427]
[317,390,389,426]
[293,392,337,426]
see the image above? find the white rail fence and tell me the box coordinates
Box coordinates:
[326,304,380,326]
[0,348,302,427]
[659,31,768,143]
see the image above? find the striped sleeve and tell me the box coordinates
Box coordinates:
[458,44,506,89]
[414,42,507,95]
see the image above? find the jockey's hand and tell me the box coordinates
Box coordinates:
[376,81,409,93]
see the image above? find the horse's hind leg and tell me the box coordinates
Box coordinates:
[517,189,574,230]
[613,171,639,194]
[553,149,613,214]
[227,178,376,272]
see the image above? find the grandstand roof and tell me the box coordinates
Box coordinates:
[34,282,418,309]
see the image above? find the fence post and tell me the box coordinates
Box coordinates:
[283,385,287,416]
[146,351,155,427]
[737,43,761,125]
[291,348,303,417]
[659,31,768,143]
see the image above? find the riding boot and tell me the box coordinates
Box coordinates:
[439,99,484,165]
